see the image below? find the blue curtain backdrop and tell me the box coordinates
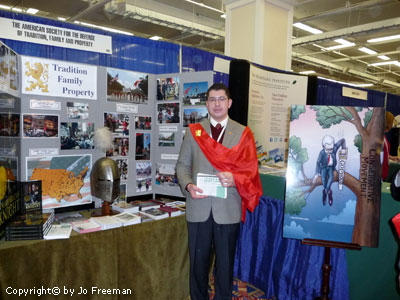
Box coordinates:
[316,78,400,115]
[234,196,349,300]
[181,45,231,86]
[0,10,179,74]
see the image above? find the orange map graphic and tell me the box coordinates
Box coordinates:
[30,167,89,201]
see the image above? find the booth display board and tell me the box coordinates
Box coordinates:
[283,105,384,247]
[15,50,213,201]
[247,64,308,166]
[150,71,214,198]
[0,42,19,97]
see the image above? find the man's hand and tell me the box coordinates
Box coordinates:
[186,183,208,199]
[217,172,235,187]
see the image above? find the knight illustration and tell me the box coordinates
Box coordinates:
[312,135,347,206]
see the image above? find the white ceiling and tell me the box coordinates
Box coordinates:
[1,0,400,94]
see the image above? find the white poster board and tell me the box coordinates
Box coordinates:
[248,65,308,165]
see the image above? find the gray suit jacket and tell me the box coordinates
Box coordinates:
[176,118,245,224]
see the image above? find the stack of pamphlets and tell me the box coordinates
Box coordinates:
[112,212,141,226]
[71,219,102,234]
[91,216,123,230]
[44,224,73,240]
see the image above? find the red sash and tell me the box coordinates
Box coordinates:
[189,123,263,222]
[393,212,400,238]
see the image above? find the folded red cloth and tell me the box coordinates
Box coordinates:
[392,213,400,237]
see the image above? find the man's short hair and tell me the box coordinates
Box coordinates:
[322,135,334,147]
[207,83,230,99]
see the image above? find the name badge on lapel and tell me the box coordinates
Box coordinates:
[196,130,202,137]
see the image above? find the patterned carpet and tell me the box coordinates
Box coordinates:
[185,276,269,300]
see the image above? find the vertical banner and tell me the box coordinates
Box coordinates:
[21,56,97,99]
[247,65,308,166]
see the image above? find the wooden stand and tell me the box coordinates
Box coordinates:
[302,239,361,300]
[91,201,119,217]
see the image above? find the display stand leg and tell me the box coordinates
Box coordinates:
[316,247,331,300]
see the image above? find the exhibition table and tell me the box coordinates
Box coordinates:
[0,214,189,300]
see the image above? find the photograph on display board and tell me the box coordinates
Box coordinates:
[135,132,150,160]
[118,183,127,202]
[183,107,208,127]
[23,114,58,138]
[156,77,179,100]
[0,113,20,137]
[107,67,148,104]
[283,105,384,247]
[26,154,92,209]
[104,112,129,136]
[0,156,18,181]
[155,163,178,187]
[158,132,175,147]
[134,115,151,130]
[9,49,18,91]
[157,102,180,124]
[106,137,129,157]
[0,44,9,89]
[183,81,208,106]
[136,162,152,192]
[114,157,128,181]
[60,122,95,150]
[66,102,89,119]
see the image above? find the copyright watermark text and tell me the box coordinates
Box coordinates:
[6,286,132,297]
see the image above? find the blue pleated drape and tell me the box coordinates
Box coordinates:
[234,196,349,300]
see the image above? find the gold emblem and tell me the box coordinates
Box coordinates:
[196,130,202,136]
[25,62,49,93]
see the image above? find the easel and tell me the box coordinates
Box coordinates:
[302,239,361,300]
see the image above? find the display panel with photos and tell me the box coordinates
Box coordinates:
[183,107,208,127]
[157,102,180,124]
[134,116,151,130]
[114,157,128,181]
[60,122,95,149]
[158,132,175,147]
[155,163,178,186]
[26,154,92,209]
[106,137,129,157]
[0,113,20,137]
[23,114,58,138]
[0,44,9,89]
[104,112,129,136]
[156,77,179,100]
[183,81,208,105]
[66,102,89,119]
[107,67,148,104]
[136,162,152,192]
[135,133,151,160]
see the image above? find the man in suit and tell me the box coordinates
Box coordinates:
[313,135,347,206]
[176,83,262,300]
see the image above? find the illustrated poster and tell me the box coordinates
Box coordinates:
[283,105,384,247]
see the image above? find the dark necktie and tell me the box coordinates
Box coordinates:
[211,123,223,142]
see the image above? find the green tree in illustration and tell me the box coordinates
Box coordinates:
[290,105,306,122]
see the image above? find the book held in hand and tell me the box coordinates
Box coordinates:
[196,173,227,198]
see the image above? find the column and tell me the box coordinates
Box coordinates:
[224,0,294,71]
